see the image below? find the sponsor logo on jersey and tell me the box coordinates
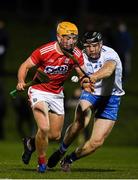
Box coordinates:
[44,65,68,74]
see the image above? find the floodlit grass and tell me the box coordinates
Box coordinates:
[0,141,138,179]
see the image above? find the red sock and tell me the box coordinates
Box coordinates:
[38,156,46,164]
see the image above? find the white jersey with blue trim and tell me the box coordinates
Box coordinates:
[83,45,125,96]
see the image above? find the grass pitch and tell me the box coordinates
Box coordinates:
[0,141,138,179]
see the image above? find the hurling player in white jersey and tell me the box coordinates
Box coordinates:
[16,21,85,173]
[47,31,125,171]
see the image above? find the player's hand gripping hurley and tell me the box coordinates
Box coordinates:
[62,49,94,92]
[10,69,50,98]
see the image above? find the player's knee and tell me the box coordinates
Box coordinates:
[39,126,50,136]
[76,106,91,128]
[88,138,104,152]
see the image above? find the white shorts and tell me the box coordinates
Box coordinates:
[28,87,64,115]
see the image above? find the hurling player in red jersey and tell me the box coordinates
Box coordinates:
[16,21,85,173]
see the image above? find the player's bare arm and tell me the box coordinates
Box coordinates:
[90,60,116,83]
[16,57,35,91]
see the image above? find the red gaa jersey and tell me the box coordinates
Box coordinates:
[30,41,84,94]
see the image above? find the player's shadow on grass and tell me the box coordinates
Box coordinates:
[72,168,116,172]
[48,168,116,172]
[9,167,37,172]
[21,168,37,172]
[13,167,116,173]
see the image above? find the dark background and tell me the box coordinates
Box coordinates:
[0,0,138,15]
[0,0,138,145]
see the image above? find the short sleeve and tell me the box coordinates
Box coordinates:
[30,48,42,65]
[104,49,120,63]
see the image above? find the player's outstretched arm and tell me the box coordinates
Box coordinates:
[90,60,116,83]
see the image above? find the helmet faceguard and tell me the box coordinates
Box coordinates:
[81,31,103,59]
[57,21,78,52]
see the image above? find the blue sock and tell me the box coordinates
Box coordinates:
[59,142,68,154]
[68,152,78,164]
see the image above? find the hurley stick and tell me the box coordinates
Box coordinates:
[62,48,89,78]
[10,69,50,98]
